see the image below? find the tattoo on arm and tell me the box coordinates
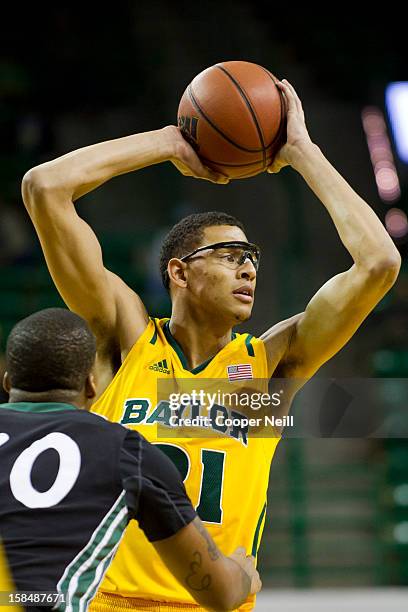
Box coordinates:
[184,520,221,591]
[193,519,220,561]
[185,551,211,591]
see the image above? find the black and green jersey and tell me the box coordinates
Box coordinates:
[0,402,196,611]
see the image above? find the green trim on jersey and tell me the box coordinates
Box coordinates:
[163,321,239,375]
[189,356,215,375]
[163,321,214,374]
[57,491,128,612]
[0,402,78,414]
[245,334,255,357]
[149,318,159,345]
[251,502,266,556]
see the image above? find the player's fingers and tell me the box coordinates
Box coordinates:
[278,79,303,118]
[230,549,262,593]
[242,555,257,573]
[193,162,229,184]
[244,558,262,594]
[282,79,303,115]
[251,573,262,594]
[267,159,286,174]
[176,163,227,184]
[175,138,230,183]
[172,160,193,176]
[276,80,295,112]
[231,546,247,557]
[250,570,262,592]
[177,155,229,184]
[203,168,230,184]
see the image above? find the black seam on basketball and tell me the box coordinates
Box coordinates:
[187,84,265,154]
[198,155,274,168]
[258,66,287,148]
[276,92,286,145]
[216,64,267,169]
[273,86,286,150]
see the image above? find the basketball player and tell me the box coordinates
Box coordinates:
[22,79,401,611]
[0,540,22,612]
[0,308,260,612]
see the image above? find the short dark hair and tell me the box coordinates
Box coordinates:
[159,211,246,290]
[6,308,96,392]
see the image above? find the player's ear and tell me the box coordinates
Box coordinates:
[85,371,97,400]
[3,372,10,394]
[167,259,188,289]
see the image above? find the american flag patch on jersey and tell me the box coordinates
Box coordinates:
[227,364,253,381]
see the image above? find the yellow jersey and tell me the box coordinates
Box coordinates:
[0,541,22,612]
[91,318,280,611]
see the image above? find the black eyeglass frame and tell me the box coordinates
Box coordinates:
[180,240,261,270]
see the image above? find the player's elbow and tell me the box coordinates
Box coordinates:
[22,167,48,211]
[22,166,65,214]
[367,252,401,290]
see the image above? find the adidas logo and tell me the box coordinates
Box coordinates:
[148,359,171,375]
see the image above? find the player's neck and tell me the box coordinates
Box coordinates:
[8,388,85,409]
[168,311,233,370]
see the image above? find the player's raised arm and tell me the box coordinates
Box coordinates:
[21,127,226,357]
[264,79,401,378]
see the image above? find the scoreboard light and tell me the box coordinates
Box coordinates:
[362,107,401,202]
[386,82,408,164]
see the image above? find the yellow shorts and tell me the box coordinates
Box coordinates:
[89,592,203,612]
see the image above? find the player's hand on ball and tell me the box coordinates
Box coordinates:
[229,546,262,594]
[163,125,229,184]
[267,79,313,174]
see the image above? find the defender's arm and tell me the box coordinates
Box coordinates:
[154,519,260,611]
[123,433,260,611]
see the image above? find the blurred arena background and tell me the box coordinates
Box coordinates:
[0,3,407,609]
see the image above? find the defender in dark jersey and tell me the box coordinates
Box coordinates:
[0,309,260,611]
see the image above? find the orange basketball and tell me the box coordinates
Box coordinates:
[177,60,286,179]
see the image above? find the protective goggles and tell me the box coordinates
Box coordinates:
[180,241,261,270]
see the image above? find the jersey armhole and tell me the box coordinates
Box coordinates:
[121,318,158,368]
[253,336,281,456]
[92,318,158,411]
[253,336,269,379]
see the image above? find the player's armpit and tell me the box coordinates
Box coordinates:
[261,312,304,378]
[153,517,260,611]
[21,170,149,355]
[280,261,400,379]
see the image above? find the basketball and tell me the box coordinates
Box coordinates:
[177,61,286,179]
